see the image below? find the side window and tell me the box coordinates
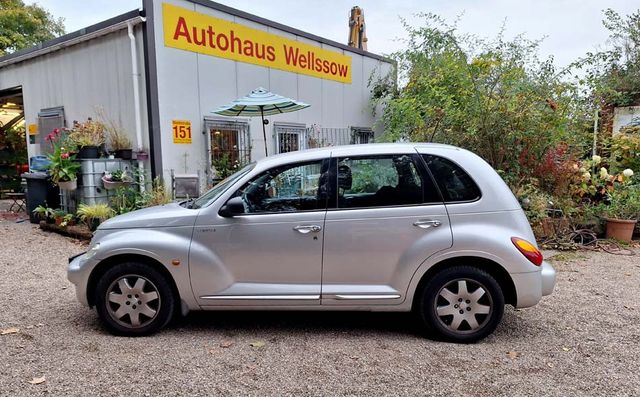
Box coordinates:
[422,155,481,202]
[337,154,439,209]
[234,160,328,213]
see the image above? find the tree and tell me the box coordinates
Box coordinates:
[579,9,640,107]
[0,0,64,56]
[370,14,592,175]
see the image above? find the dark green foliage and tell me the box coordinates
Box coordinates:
[0,0,65,56]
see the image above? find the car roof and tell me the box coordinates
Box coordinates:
[256,143,460,168]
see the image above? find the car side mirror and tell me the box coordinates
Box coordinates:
[219,196,245,217]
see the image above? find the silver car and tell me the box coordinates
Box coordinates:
[68,143,555,342]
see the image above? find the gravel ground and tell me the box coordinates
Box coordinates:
[1,219,639,397]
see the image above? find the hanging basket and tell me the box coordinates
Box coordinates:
[101,175,131,190]
[58,180,77,191]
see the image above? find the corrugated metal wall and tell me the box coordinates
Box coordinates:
[0,27,148,159]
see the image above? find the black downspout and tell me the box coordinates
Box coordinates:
[141,0,163,180]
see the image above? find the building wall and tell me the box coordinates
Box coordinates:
[613,106,640,134]
[150,0,393,186]
[0,26,149,163]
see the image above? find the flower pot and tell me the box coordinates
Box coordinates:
[605,218,637,242]
[135,151,148,161]
[101,175,131,190]
[55,217,63,226]
[78,146,100,159]
[58,180,77,191]
[114,149,133,160]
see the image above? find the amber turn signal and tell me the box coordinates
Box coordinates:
[511,237,543,266]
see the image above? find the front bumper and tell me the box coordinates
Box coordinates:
[67,252,96,307]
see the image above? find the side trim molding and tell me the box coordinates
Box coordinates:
[200,295,320,300]
[333,294,401,300]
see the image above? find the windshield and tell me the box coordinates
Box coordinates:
[191,163,255,209]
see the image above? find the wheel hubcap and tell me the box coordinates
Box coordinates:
[106,275,161,328]
[434,278,492,333]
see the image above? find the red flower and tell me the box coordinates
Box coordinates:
[45,133,53,142]
[53,128,60,134]
[61,153,70,159]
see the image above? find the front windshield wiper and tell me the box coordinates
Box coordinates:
[182,198,198,209]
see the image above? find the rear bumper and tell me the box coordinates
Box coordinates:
[541,261,556,296]
[511,260,556,308]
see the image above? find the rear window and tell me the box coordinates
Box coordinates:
[422,155,481,202]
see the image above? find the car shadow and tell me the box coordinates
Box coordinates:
[69,304,533,341]
[174,310,426,338]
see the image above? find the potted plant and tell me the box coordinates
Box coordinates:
[102,169,133,190]
[77,203,115,231]
[52,209,67,226]
[68,118,106,159]
[46,130,81,191]
[135,149,149,161]
[600,177,639,242]
[32,205,54,223]
[60,213,75,228]
[106,124,133,159]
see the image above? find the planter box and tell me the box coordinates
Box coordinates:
[101,175,132,190]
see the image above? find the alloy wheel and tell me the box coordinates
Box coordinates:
[434,278,493,334]
[105,275,161,329]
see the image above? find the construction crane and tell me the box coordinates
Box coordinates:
[348,6,368,51]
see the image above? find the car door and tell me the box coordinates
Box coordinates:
[190,158,330,306]
[321,152,453,305]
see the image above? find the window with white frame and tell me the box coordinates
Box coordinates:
[204,118,251,176]
[275,123,306,154]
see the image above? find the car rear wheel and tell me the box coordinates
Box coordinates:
[95,262,175,336]
[418,265,504,343]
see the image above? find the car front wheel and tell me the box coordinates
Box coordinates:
[418,265,504,343]
[94,262,175,336]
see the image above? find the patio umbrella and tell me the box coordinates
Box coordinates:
[213,87,310,156]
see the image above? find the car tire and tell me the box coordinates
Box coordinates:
[94,262,175,336]
[417,265,504,343]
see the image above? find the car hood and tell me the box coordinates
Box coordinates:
[98,202,199,229]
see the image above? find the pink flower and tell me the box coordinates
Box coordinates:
[61,153,70,159]
[53,128,60,134]
[45,133,53,141]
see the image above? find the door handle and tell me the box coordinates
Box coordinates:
[413,219,442,229]
[293,225,322,234]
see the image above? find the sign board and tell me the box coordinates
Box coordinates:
[172,120,192,144]
[28,124,38,135]
[162,3,352,84]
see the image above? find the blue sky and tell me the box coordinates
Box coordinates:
[29,0,638,68]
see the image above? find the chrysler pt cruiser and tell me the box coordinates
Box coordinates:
[68,143,555,342]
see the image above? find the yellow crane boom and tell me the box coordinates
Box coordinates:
[348,6,368,51]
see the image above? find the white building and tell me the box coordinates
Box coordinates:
[0,0,392,191]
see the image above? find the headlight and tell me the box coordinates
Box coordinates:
[84,243,101,260]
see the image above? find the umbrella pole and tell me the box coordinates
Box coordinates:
[260,106,268,157]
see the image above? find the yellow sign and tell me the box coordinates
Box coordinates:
[172,120,192,144]
[162,3,352,84]
[28,124,38,135]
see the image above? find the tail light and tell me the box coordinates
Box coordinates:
[511,237,543,266]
